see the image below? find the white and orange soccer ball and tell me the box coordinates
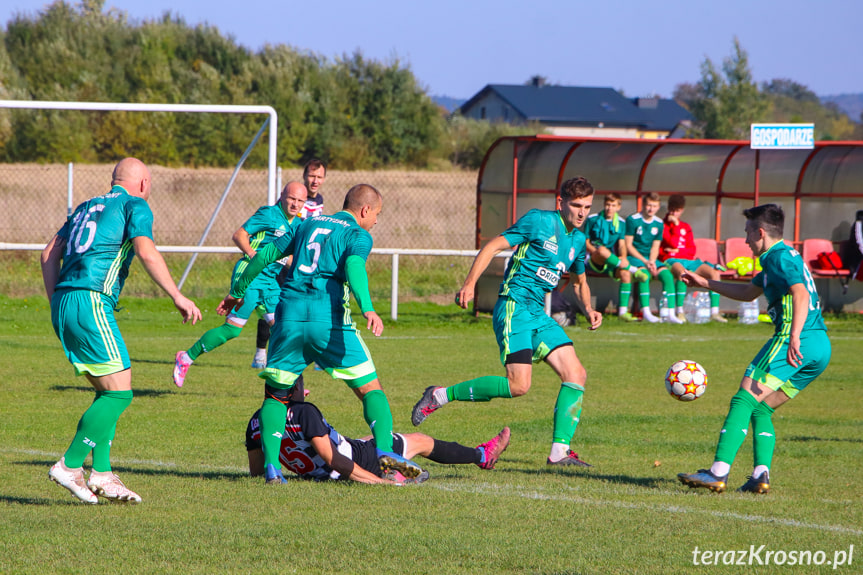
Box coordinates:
[665,360,708,401]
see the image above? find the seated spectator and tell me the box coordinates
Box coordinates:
[624,193,679,323]
[584,193,649,322]
[659,194,727,323]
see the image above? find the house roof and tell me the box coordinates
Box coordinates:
[458,84,692,131]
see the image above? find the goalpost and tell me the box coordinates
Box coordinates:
[0,99,279,287]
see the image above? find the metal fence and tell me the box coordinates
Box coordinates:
[0,163,478,250]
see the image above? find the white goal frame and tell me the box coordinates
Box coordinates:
[0,99,279,202]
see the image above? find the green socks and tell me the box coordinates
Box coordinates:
[619,282,631,309]
[658,268,676,309]
[362,389,395,452]
[751,401,776,470]
[552,382,584,445]
[676,280,687,311]
[187,323,243,361]
[64,390,133,469]
[260,397,288,467]
[711,291,721,308]
[606,253,621,268]
[713,389,760,466]
[446,376,512,402]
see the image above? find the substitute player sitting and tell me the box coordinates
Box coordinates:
[584,193,649,321]
[245,379,511,484]
[173,182,307,387]
[624,193,680,323]
[678,204,831,494]
[658,194,726,323]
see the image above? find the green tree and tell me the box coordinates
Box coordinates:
[683,38,769,139]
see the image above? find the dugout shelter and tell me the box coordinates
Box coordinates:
[473,135,863,313]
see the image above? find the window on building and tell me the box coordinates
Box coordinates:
[480,106,486,119]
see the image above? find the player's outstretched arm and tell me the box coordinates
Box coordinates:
[570,272,602,330]
[308,435,391,484]
[40,233,66,300]
[457,235,512,309]
[681,270,762,302]
[132,236,202,325]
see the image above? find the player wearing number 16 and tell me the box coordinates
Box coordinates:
[219,184,424,484]
[41,158,202,504]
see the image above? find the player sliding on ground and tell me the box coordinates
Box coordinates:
[245,379,511,484]
[678,204,831,494]
[220,184,425,484]
[412,177,602,467]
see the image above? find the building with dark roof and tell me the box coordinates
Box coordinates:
[458,83,693,139]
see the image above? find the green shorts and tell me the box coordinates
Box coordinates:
[492,297,573,365]
[51,289,130,377]
[261,319,377,389]
[744,329,831,398]
[229,260,280,323]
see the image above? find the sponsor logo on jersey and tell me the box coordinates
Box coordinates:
[536,266,560,286]
[543,240,558,254]
[651,227,658,236]
[569,247,575,261]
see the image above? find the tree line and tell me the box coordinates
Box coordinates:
[0,4,858,170]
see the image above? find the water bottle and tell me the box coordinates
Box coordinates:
[738,299,759,324]
[694,292,711,324]
[683,292,698,323]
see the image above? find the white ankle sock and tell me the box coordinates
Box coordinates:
[710,461,731,477]
[549,442,570,460]
[753,465,769,479]
[433,387,449,405]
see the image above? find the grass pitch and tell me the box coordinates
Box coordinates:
[1,295,860,574]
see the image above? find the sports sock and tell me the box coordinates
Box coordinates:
[255,319,270,349]
[676,280,687,313]
[428,439,481,465]
[619,283,631,311]
[187,323,243,361]
[433,387,450,405]
[710,291,721,310]
[606,253,621,268]
[91,420,118,473]
[362,389,394,452]
[552,382,585,445]
[713,389,760,469]
[658,268,676,309]
[260,397,288,467]
[638,279,650,309]
[445,376,512,402]
[751,401,776,471]
[64,390,133,469]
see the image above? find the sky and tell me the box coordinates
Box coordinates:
[3,0,862,100]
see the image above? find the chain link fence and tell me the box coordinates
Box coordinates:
[0,163,479,301]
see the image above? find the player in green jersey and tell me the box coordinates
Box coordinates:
[42,158,202,504]
[172,181,307,387]
[624,192,681,323]
[678,204,831,494]
[218,184,424,483]
[412,177,602,467]
[584,193,649,321]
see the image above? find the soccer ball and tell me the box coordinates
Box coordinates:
[665,360,707,401]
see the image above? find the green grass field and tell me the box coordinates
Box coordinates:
[1,295,860,574]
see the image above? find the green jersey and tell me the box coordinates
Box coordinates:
[625,213,663,260]
[238,203,297,282]
[274,212,374,325]
[499,209,587,309]
[752,241,827,335]
[584,212,624,251]
[54,185,154,306]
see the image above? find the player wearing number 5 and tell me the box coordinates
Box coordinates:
[41,158,202,504]
[219,184,424,484]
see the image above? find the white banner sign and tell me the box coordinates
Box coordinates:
[750,123,815,149]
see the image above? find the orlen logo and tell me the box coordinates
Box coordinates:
[536,266,560,286]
